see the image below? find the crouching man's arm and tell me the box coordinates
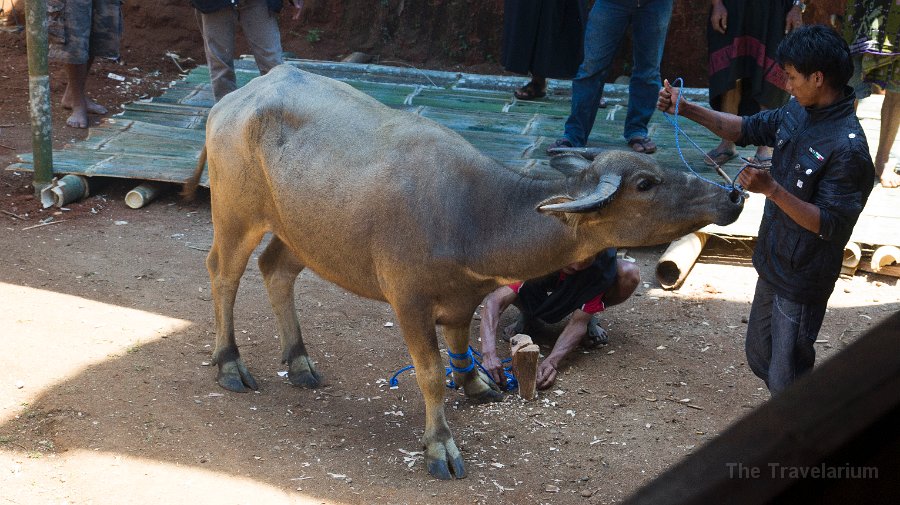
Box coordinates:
[536,309,593,390]
[479,286,518,386]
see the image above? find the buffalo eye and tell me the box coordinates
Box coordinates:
[636,179,656,192]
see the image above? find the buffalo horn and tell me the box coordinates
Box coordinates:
[538,174,622,213]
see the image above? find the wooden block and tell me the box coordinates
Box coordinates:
[512,341,540,401]
[509,333,533,354]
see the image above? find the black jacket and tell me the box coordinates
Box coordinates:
[191,0,283,14]
[739,87,875,304]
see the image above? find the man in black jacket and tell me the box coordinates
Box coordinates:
[657,25,875,395]
[191,0,303,101]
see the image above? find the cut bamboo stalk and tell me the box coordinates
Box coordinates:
[510,334,539,401]
[655,232,709,290]
[871,245,900,274]
[841,242,862,276]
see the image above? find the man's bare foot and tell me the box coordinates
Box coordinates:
[62,95,107,115]
[66,108,90,128]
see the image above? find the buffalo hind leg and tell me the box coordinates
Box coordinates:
[394,303,465,480]
[443,324,503,403]
[259,236,322,388]
[208,223,266,393]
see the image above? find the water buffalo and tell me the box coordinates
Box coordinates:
[183,64,743,480]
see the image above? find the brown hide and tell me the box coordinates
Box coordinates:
[186,64,742,480]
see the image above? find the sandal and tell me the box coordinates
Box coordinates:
[582,316,609,348]
[546,137,574,155]
[747,154,773,168]
[704,148,737,166]
[628,136,657,154]
[502,313,532,341]
[514,81,546,100]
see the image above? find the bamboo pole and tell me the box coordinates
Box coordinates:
[871,245,900,274]
[841,242,862,276]
[25,0,53,193]
[655,232,709,290]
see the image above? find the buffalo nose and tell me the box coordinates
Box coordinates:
[729,188,745,206]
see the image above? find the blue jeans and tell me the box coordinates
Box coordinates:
[563,0,673,146]
[745,277,827,396]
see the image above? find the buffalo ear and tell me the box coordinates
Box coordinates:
[537,174,621,214]
[548,153,592,177]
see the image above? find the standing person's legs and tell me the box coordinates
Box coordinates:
[239,0,284,76]
[624,0,673,144]
[63,62,91,128]
[745,277,775,387]
[561,0,629,147]
[746,277,826,396]
[199,7,238,101]
[48,0,94,128]
[706,82,740,165]
[875,89,900,187]
[62,0,122,121]
[766,294,825,395]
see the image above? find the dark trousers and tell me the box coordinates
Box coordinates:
[745,277,827,396]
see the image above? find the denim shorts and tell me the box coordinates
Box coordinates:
[48,0,123,64]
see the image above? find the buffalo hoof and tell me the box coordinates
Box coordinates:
[425,439,466,480]
[461,369,504,404]
[217,358,259,392]
[287,355,323,389]
[470,387,504,404]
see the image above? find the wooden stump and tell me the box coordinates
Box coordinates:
[510,334,540,401]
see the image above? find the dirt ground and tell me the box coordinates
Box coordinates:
[1,7,899,505]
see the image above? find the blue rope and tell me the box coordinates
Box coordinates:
[389,346,519,392]
[661,77,756,193]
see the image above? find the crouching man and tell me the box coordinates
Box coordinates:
[479,248,640,390]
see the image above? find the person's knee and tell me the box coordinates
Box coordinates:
[744,341,769,382]
[617,261,641,297]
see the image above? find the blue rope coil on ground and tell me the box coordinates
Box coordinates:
[389,346,519,392]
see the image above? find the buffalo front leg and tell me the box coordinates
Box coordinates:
[207,223,266,393]
[395,305,465,480]
[443,324,503,403]
[258,236,322,388]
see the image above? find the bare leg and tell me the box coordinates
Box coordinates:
[714,80,741,155]
[62,62,91,128]
[876,90,900,188]
[62,57,107,116]
[258,236,322,388]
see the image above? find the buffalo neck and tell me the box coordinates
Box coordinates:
[450,158,608,283]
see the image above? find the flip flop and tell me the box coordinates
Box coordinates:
[582,316,609,348]
[628,136,657,154]
[747,154,773,168]
[514,82,546,100]
[704,148,737,166]
[546,137,574,155]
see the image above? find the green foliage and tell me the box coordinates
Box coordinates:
[307,28,323,43]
